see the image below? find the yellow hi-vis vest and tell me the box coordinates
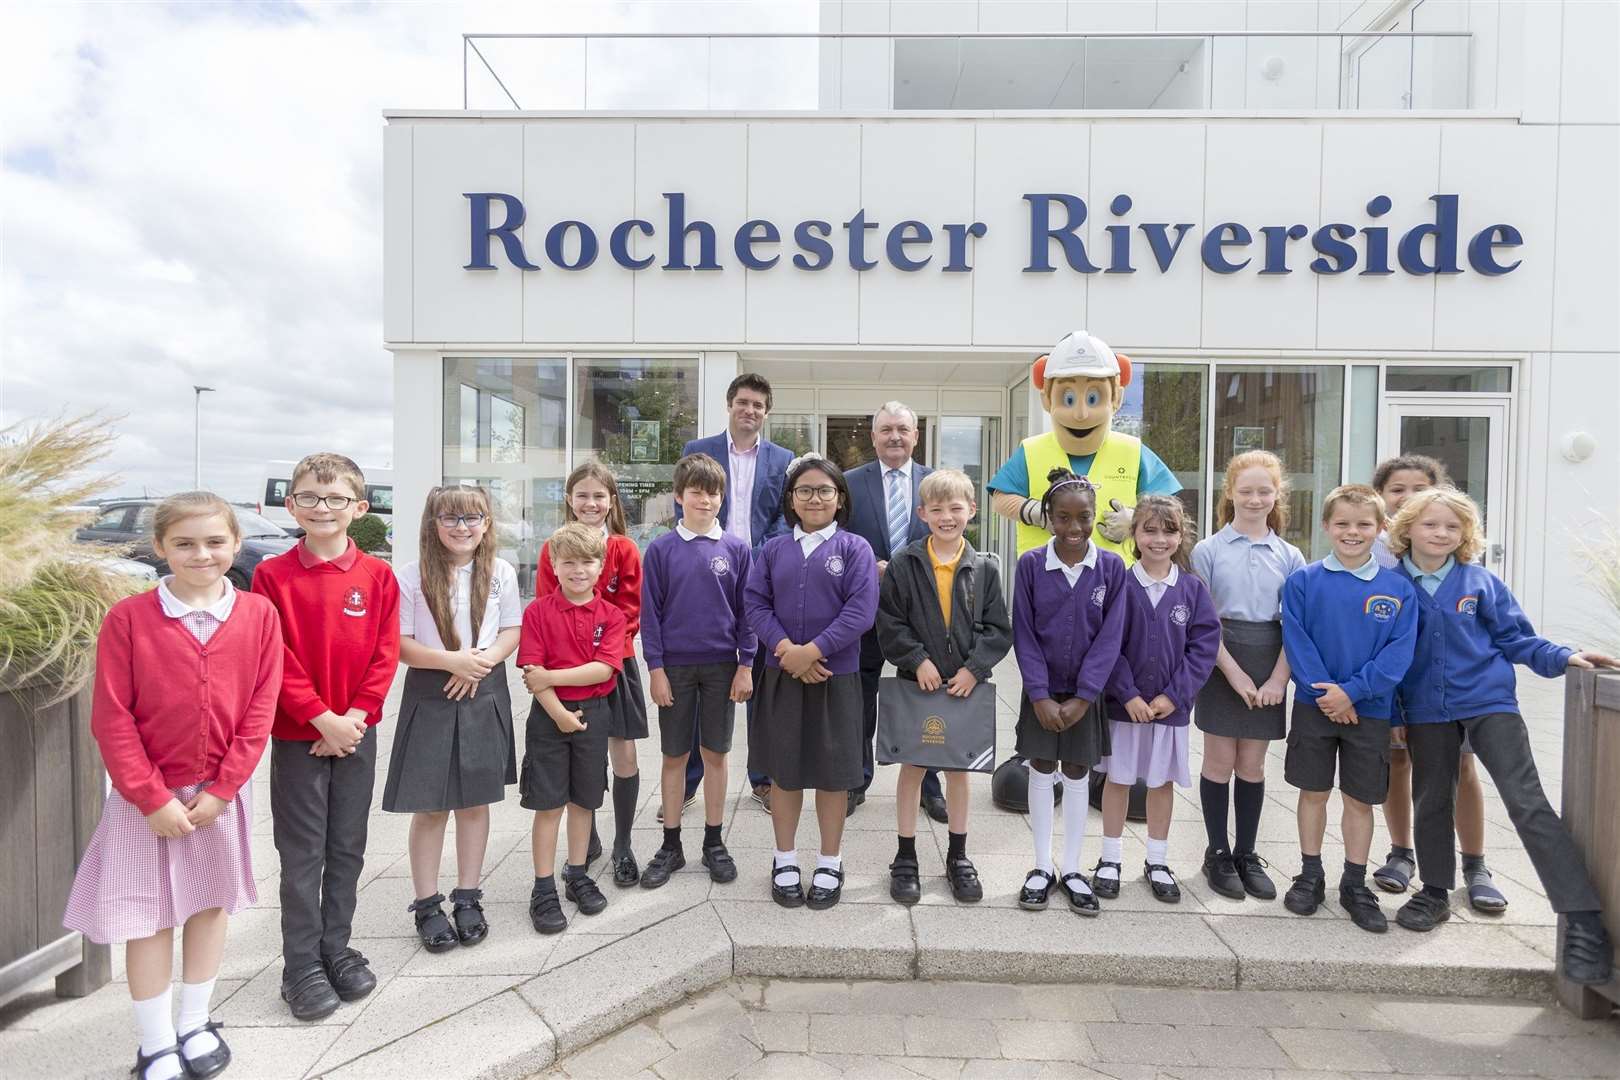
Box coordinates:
[1017,430,1142,563]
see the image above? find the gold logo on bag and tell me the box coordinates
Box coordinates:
[921,716,946,745]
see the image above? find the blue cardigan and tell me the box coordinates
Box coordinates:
[1281,561,1418,721]
[1395,561,1572,724]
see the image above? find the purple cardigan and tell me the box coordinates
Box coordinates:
[1012,545,1128,703]
[1105,571,1221,727]
[744,529,878,676]
[640,529,758,670]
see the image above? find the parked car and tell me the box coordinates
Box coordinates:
[76,500,297,589]
[259,459,393,533]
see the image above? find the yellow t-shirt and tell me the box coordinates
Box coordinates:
[927,536,965,628]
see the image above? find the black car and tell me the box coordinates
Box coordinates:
[77,500,298,590]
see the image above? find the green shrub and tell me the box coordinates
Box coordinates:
[348,513,390,554]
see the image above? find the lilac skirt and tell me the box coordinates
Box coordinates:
[1097,721,1191,789]
[63,781,256,944]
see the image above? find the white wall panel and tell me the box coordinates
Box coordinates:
[1517,0,1564,124]
[889,0,977,32]
[1537,352,1620,643]
[1155,0,1244,31]
[383,123,412,343]
[1559,0,1620,124]
[1065,0,1154,32]
[977,0,1067,32]
[1551,126,1620,352]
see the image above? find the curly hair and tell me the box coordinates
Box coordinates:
[1039,467,1096,521]
[1131,494,1194,572]
[1386,487,1485,564]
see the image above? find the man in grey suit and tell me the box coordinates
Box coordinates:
[844,402,947,822]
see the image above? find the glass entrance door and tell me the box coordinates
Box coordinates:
[937,415,1004,561]
[1380,398,1509,578]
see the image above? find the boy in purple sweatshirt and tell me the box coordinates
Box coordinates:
[641,454,757,888]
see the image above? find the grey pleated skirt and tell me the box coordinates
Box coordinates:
[1014,693,1111,768]
[747,667,864,792]
[382,665,517,813]
[605,656,650,740]
[1195,619,1287,740]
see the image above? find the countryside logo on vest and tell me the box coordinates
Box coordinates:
[342,587,367,618]
[1364,594,1403,622]
[1457,595,1479,616]
[709,555,731,577]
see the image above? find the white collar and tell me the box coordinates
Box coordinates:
[676,521,725,541]
[794,522,839,543]
[1132,561,1178,589]
[1324,552,1380,581]
[1045,538,1099,574]
[158,576,236,621]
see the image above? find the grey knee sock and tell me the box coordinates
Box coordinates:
[612,772,639,856]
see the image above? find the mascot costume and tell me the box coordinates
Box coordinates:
[988,329,1182,816]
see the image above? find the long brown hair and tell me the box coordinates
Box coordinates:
[1131,494,1195,573]
[1216,450,1290,536]
[564,461,628,536]
[418,485,496,651]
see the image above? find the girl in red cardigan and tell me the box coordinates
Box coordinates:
[63,492,282,1080]
[535,461,646,885]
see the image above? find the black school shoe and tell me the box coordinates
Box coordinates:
[1090,861,1123,900]
[1395,890,1452,932]
[946,855,983,902]
[1283,873,1326,916]
[530,885,566,934]
[565,871,609,915]
[1201,848,1246,900]
[322,949,376,1002]
[450,887,489,945]
[702,843,738,883]
[771,862,805,908]
[890,856,922,905]
[1338,881,1389,933]
[409,894,459,953]
[130,1044,183,1080]
[1018,870,1053,911]
[176,1020,231,1080]
[1059,872,1101,916]
[612,850,640,887]
[806,867,845,910]
[1144,863,1181,904]
[1563,914,1615,986]
[281,963,340,1021]
[1234,851,1277,900]
[640,846,686,889]
[921,793,949,824]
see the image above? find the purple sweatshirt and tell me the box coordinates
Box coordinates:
[744,528,878,676]
[1105,569,1222,727]
[640,527,758,670]
[1012,544,1128,703]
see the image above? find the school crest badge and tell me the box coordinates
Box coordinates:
[1090,585,1107,608]
[1364,594,1402,622]
[825,555,846,577]
[593,623,606,646]
[606,573,620,594]
[342,587,367,618]
[1456,595,1479,616]
[921,715,947,746]
[1170,603,1190,626]
[709,555,732,577]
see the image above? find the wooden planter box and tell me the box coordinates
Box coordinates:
[0,681,111,1007]
[1559,668,1620,1018]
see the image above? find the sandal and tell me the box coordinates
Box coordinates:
[130,1044,183,1080]
[771,861,805,908]
[1090,860,1123,900]
[806,866,845,910]
[1464,863,1508,912]
[945,855,983,903]
[409,893,459,952]
[1144,862,1182,904]
[177,1019,231,1079]
[449,887,488,945]
[1372,849,1415,894]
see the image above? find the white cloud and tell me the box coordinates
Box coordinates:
[1,0,814,501]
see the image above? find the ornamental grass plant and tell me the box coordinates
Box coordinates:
[0,415,148,699]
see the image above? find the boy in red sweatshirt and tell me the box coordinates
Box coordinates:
[253,452,400,1021]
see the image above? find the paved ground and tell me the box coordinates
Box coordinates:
[533,976,1620,1080]
[0,651,1608,1079]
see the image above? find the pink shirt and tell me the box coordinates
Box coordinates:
[726,433,759,548]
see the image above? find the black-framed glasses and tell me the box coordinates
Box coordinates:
[435,513,487,528]
[291,493,355,510]
[791,485,838,502]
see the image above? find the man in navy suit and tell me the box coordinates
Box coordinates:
[674,373,794,813]
[844,402,948,823]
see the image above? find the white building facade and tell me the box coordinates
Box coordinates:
[386,0,1619,641]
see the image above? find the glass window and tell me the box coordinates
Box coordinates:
[365,485,394,514]
[573,357,700,551]
[1214,364,1345,558]
[133,506,155,534]
[91,507,129,531]
[824,414,928,473]
[768,413,816,458]
[265,478,289,506]
[233,507,287,538]
[1384,365,1511,393]
[1124,363,1207,532]
[938,416,1001,553]
[1348,365,1379,485]
[444,358,570,596]
[1399,414,1494,523]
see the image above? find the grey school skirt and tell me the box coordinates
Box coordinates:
[747,667,864,792]
[1195,619,1286,741]
[605,656,650,740]
[382,665,517,813]
[1014,693,1110,768]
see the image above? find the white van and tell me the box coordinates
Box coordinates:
[259,460,394,532]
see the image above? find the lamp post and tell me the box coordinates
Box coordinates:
[193,385,215,489]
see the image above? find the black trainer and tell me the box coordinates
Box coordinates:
[890,855,922,905]
[1563,914,1614,986]
[322,949,376,1002]
[1090,861,1123,900]
[1201,847,1246,900]
[945,855,983,903]
[1283,873,1326,916]
[280,963,340,1021]
[702,843,738,884]
[640,846,686,889]
[529,886,566,934]
[1059,872,1100,917]
[565,871,608,915]
[1234,851,1277,900]
[1338,881,1389,933]
[1395,890,1452,932]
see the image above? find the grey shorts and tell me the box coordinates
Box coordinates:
[519,696,612,812]
[657,663,738,756]
[1284,700,1391,806]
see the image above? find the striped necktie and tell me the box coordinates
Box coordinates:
[886,468,909,557]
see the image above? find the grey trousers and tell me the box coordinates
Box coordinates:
[271,726,378,975]
[1406,712,1601,913]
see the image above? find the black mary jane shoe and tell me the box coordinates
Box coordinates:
[177,1020,231,1080]
[323,947,377,1002]
[1090,860,1123,900]
[890,856,922,905]
[1060,872,1101,916]
[565,871,609,915]
[771,863,806,908]
[806,866,845,910]
[946,855,983,903]
[1144,863,1182,904]
[449,887,489,945]
[130,1043,183,1080]
[612,849,640,887]
[409,893,460,953]
[1019,869,1053,911]
[702,843,738,884]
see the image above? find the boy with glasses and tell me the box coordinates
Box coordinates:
[252,453,400,1020]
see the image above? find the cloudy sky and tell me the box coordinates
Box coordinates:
[1,0,814,501]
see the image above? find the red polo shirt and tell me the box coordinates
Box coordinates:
[536,533,641,659]
[251,538,401,740]
[516,591,625,701]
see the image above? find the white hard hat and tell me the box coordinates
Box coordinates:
[1045,330,1120,380]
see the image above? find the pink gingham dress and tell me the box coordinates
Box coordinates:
[62,579,258,944]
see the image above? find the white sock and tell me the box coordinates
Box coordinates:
[812,853,842,891]
[1060,773,1089,876]
[1097,835,1123,880]
[177,977,219,1058]
[1027,768,1056,874]
[1146,838,1175,886]
[132,988,182,1080]
[772,849,799,888]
